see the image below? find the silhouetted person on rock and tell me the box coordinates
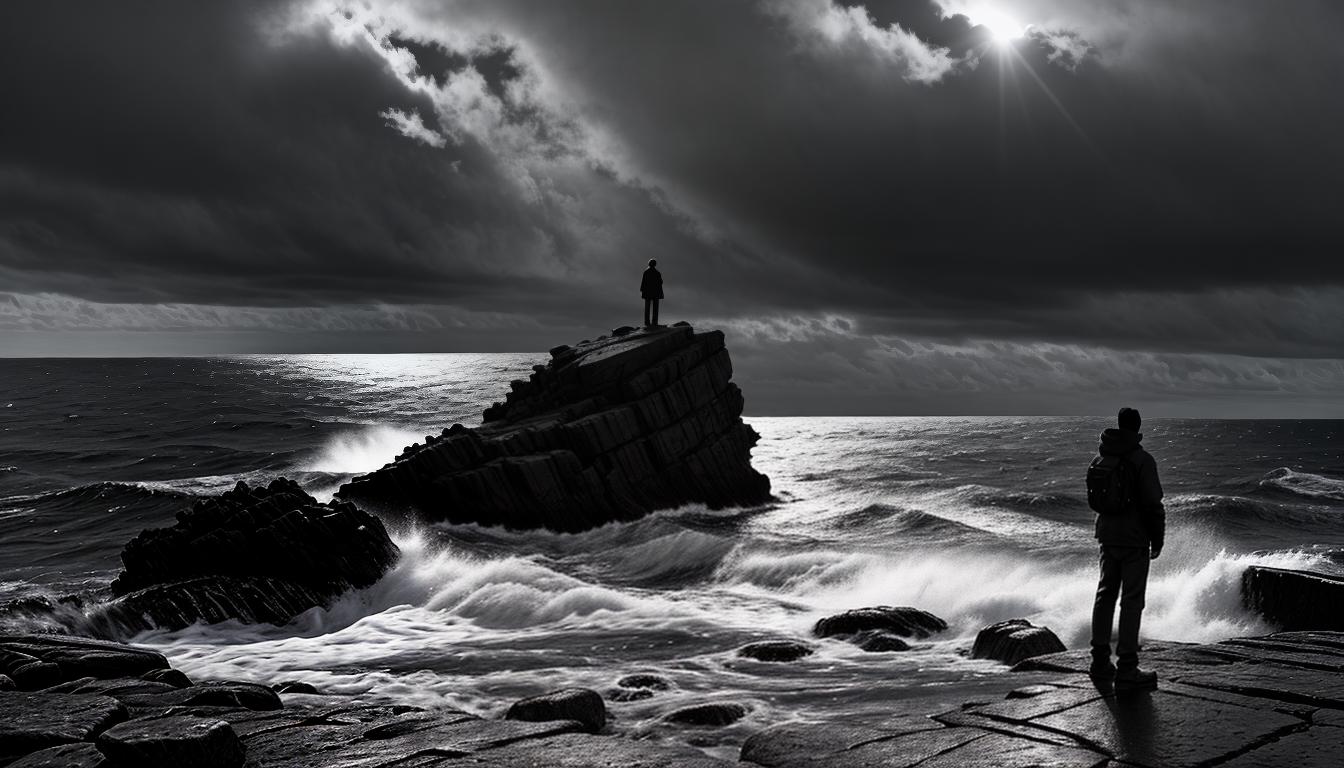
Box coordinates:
[1088,406,1165,690]
[641,259,663,327]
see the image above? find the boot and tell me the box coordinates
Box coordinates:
[1088,657,1117,680]
[1114,667,1157,691]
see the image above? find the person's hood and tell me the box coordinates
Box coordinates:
[1098,428,1142,456]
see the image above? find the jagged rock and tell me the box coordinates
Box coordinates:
[813,606,948,641]
[737,640,815,662]
[141,669,192,689]
[505,688,606,734]
[616,673,672,691]
[1243,566,1344,631]
[97,716,244,768]
[972,619,1067,665]
[87,478,398,634]
[664,702,748,726]
[0,691,126,762]
[272,680,319,695]
[7,742,109,767]
[337,325,772,532]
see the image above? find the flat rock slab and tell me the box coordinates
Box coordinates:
[770,726,985,768]
[1176,660,1344,708]
[740,716,944,766]
[1031,689,1304,767]
[0,691,126,761]
[98,716,244,768]
[118,680,283,711]
[7,742,110,767]
[917,732,1106,768]
[241,712,581,767]
[1220,724,1344,768]
[483,732,736,767]
[971,688,1105,722]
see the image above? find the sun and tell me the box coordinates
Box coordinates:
[980,9,1027,46]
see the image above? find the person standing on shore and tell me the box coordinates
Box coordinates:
[1087,406,1165,690]
[641,259,663,327]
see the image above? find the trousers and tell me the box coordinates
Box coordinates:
[1090,544,1150,670]
[644,298,660,326]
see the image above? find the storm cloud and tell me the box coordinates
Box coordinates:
[1,1,1341,412]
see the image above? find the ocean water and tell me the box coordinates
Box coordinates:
[2,355,1342,755]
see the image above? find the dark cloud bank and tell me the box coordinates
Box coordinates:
[2,0,1341,414]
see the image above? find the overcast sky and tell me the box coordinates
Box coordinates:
[2,1,1342,415]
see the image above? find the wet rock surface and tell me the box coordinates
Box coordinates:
[971,618,1067,665]
[737,640,815,662]
[0,691,126,762]
[1243,566,1344,631]
[0,636,168,691]
[813,606,947,653]
[740,630,1344,768]
[0,635,737,766]
[89,478,399,634]
[664,702,749,726]
[504,688,606,733]
[97,716,244,768]
[12,629,1344,766]
[7,742,110,767]
[337,324,772,532]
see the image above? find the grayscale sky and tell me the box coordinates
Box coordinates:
[2,1,1341,415]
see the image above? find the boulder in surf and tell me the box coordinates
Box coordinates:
[89,478,398,635]
[813,606,948,640]
[971,619,1066,666]
[1242,566,1344,631]
[505,688,606,734]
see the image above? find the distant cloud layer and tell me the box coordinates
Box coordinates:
[1,1,1341,412]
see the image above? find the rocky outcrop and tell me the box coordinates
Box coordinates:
[337,324,772,532]
[88,479,398,635]
[0,635,737,767]
[0,636,168,692]
[1242,566,1344,631]
[971,619,1066,666]
[812,606,947,652]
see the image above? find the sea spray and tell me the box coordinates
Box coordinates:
[299,424,432,475]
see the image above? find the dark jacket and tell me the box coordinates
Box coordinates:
[640,267,663,300]
[1093,428,1165,551]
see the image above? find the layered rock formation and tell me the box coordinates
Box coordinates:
[338,324,772,532]
[88,479,398,635]
[1242,565,1344,631]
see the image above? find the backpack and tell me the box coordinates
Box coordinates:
[1086,453,1137,515]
